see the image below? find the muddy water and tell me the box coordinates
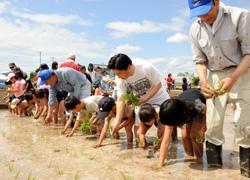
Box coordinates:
[0,107,248,180]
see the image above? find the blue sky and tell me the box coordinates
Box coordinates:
[0,0,249,77]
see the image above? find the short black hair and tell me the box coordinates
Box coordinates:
[36,63,49,73]
[182,77,187,83]
[34,89,49,99]
[139,103,156,123]
[64,95,81,111]
[14,70,24,79]
[88,63,94,72]
[51,61,58,70]
[24,92,34,102]
[159,99,190,127]
[108,53,132,70]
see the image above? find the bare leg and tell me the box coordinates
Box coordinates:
[181,124,194,156]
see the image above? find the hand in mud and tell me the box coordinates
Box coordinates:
[44,115,52,125]
[93,144,102,148]
[61,130,66,135]
[33,115,40,119]
[66,132,73,137]
[112,132,120,139]
[112,126,119,136]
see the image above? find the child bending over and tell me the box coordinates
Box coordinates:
[137,104,165,148]
[158,89,206,167]
[94,96,134,148]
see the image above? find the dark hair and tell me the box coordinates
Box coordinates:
[139,103,156,123]
[9,62,16,67]
[159,99,190,127]
[24,92,34,102]
[108,53,132,70]
[182,77,187,83]
[5,81,12,85]
[88,63,94,72]
[14,70,24,79]
[36,63,49,73]
[34,89,49,99]
[51,61,58,70]
[81,65,86,70]
[64,95,81,111]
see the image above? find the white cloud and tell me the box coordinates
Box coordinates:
[113,44,142,54]
[11,11,92,26]
[166,33,189,44]
[106,9,188,38]
[0,2,106,73]
[106,20,169,38]
[132,56,196,77]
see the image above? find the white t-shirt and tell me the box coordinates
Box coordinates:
[116,63,170,105]
[76,95,103,121]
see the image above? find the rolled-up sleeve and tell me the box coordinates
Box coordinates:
[238,11,250,55]
[190,25,208,64]
[48,87,57,107]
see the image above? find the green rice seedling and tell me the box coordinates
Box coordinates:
[8,163,14,173]
[74,174,79,180]
[123,91,140,107]
[14,170,20,179]
[120,171,133,180]
[47,160,52,168]
[27,173,36,180]
[88,155,96,160]
[79,117,92,135]
[106,164,114,172]
[56,167,64,176]
[194,131,202,144]
[153,137,161,146]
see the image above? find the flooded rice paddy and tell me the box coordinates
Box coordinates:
[0,107,248,180]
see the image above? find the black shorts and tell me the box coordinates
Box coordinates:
[56,91,68,103]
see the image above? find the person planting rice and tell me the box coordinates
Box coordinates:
[63,95,103,137]
[107,53,170,142]
[137,103,165,149]
[38,68,90,125]
[94,96,134,148]
[188,0,250,176]
[158,89,206,167]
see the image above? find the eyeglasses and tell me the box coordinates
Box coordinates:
[9,66,15,69]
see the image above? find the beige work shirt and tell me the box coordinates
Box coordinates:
[190,5,250,71]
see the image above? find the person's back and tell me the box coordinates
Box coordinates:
[60,61,81,72]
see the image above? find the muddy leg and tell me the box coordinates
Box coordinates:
[181,124,193,156]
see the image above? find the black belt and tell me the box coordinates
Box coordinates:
[224,66,237,70]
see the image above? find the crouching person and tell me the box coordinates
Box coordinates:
[158,89,206,167]
[63,95,103,137]
[137,104,165,148]
[94,96,134,148]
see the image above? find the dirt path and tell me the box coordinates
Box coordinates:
[0,108,248,180]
